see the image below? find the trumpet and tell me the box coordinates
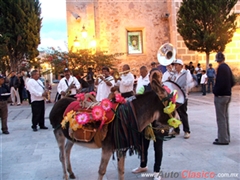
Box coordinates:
[113,68,136,80]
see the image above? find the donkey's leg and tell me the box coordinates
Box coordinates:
[117,152,126,180]
[65,139,75,179]
[98,148,112,180]
[54,128,68,180]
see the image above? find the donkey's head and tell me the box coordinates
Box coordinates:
[133,70,176,132]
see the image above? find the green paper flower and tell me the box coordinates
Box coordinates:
[164,101,176,114]
[168,118,182,128]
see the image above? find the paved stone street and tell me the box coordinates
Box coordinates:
[1,85,240,180]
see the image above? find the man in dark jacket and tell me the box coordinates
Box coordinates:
[213,52,235,145]
[0,75,10,134]
[9,71,21,106]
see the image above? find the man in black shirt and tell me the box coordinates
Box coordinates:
[213,52,235,145]
[0,75,10,134]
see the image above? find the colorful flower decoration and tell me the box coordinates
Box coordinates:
[92,106,104,120]
[101,99,112,111]
[167,118,182,128]
[115,93,126,104]
[163,85,171,94]
[75,113,90,125]
[164,101,176,114]
[170,90,178,104]
[75,93,85,101]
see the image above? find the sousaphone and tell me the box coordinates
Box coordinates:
[157,43,176,66]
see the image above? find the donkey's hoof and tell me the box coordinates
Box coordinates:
[69,173,76,179]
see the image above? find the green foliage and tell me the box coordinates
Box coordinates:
[0,0,42,71]
[42,48,123,76]
[177,0,237,64]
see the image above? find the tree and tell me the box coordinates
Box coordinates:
[0,0,42,71]
[42,47,123,78]
[177,0,238,66]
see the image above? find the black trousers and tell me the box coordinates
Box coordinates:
[174,99,190,133]
[140,132,163,172]
[121,91,134,98]
[31,100,45,128]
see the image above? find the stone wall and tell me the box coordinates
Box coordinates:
[66,0,171,74]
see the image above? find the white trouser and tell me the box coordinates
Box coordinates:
[10,87,21,104]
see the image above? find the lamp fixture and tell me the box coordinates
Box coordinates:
[90,36,97,48]
[73,36,80,47]
[81,26,88,38]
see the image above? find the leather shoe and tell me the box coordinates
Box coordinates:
[2,131,10,134]
[32,128,38,132]
[213,141,229,145]
[40,126,48,129]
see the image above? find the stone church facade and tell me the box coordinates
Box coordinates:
[66,0,240,75]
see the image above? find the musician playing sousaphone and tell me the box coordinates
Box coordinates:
[114,64,135,98]
[95,66,114,101]
[57,68,81,99]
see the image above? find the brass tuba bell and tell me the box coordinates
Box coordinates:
[157,43,176,66]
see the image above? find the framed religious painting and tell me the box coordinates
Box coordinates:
[127,31,143,54]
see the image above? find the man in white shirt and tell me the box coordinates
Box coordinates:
[171,59,194,139]
[162,63,176,82]
[57,68,81,98]
[95,66,114,101]
[27,70,48,132]
[115,64,134,98]
[136,66,149,94]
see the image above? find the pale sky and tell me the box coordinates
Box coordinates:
[38,0,68,51]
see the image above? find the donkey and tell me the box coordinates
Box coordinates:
[49,71,173,180]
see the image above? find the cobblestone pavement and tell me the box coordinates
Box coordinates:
[0,85,239,180]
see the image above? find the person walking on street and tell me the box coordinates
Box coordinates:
[207,64,216,93]
[132,68,163,180]
[195,63,202,85]
[170,59,194,139]
[213,52,235,145]
[27,70,48,132]
[9,71,21,106]
[0,75,10,134]
[200,70,208,96]
[17,72,25,104]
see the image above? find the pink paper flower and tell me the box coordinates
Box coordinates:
[92,106,104,120]
[115,93,126,104]
[75,93,85,101]
[101,99,112,111]
[75,113,90,125]
[163,85,171,94]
